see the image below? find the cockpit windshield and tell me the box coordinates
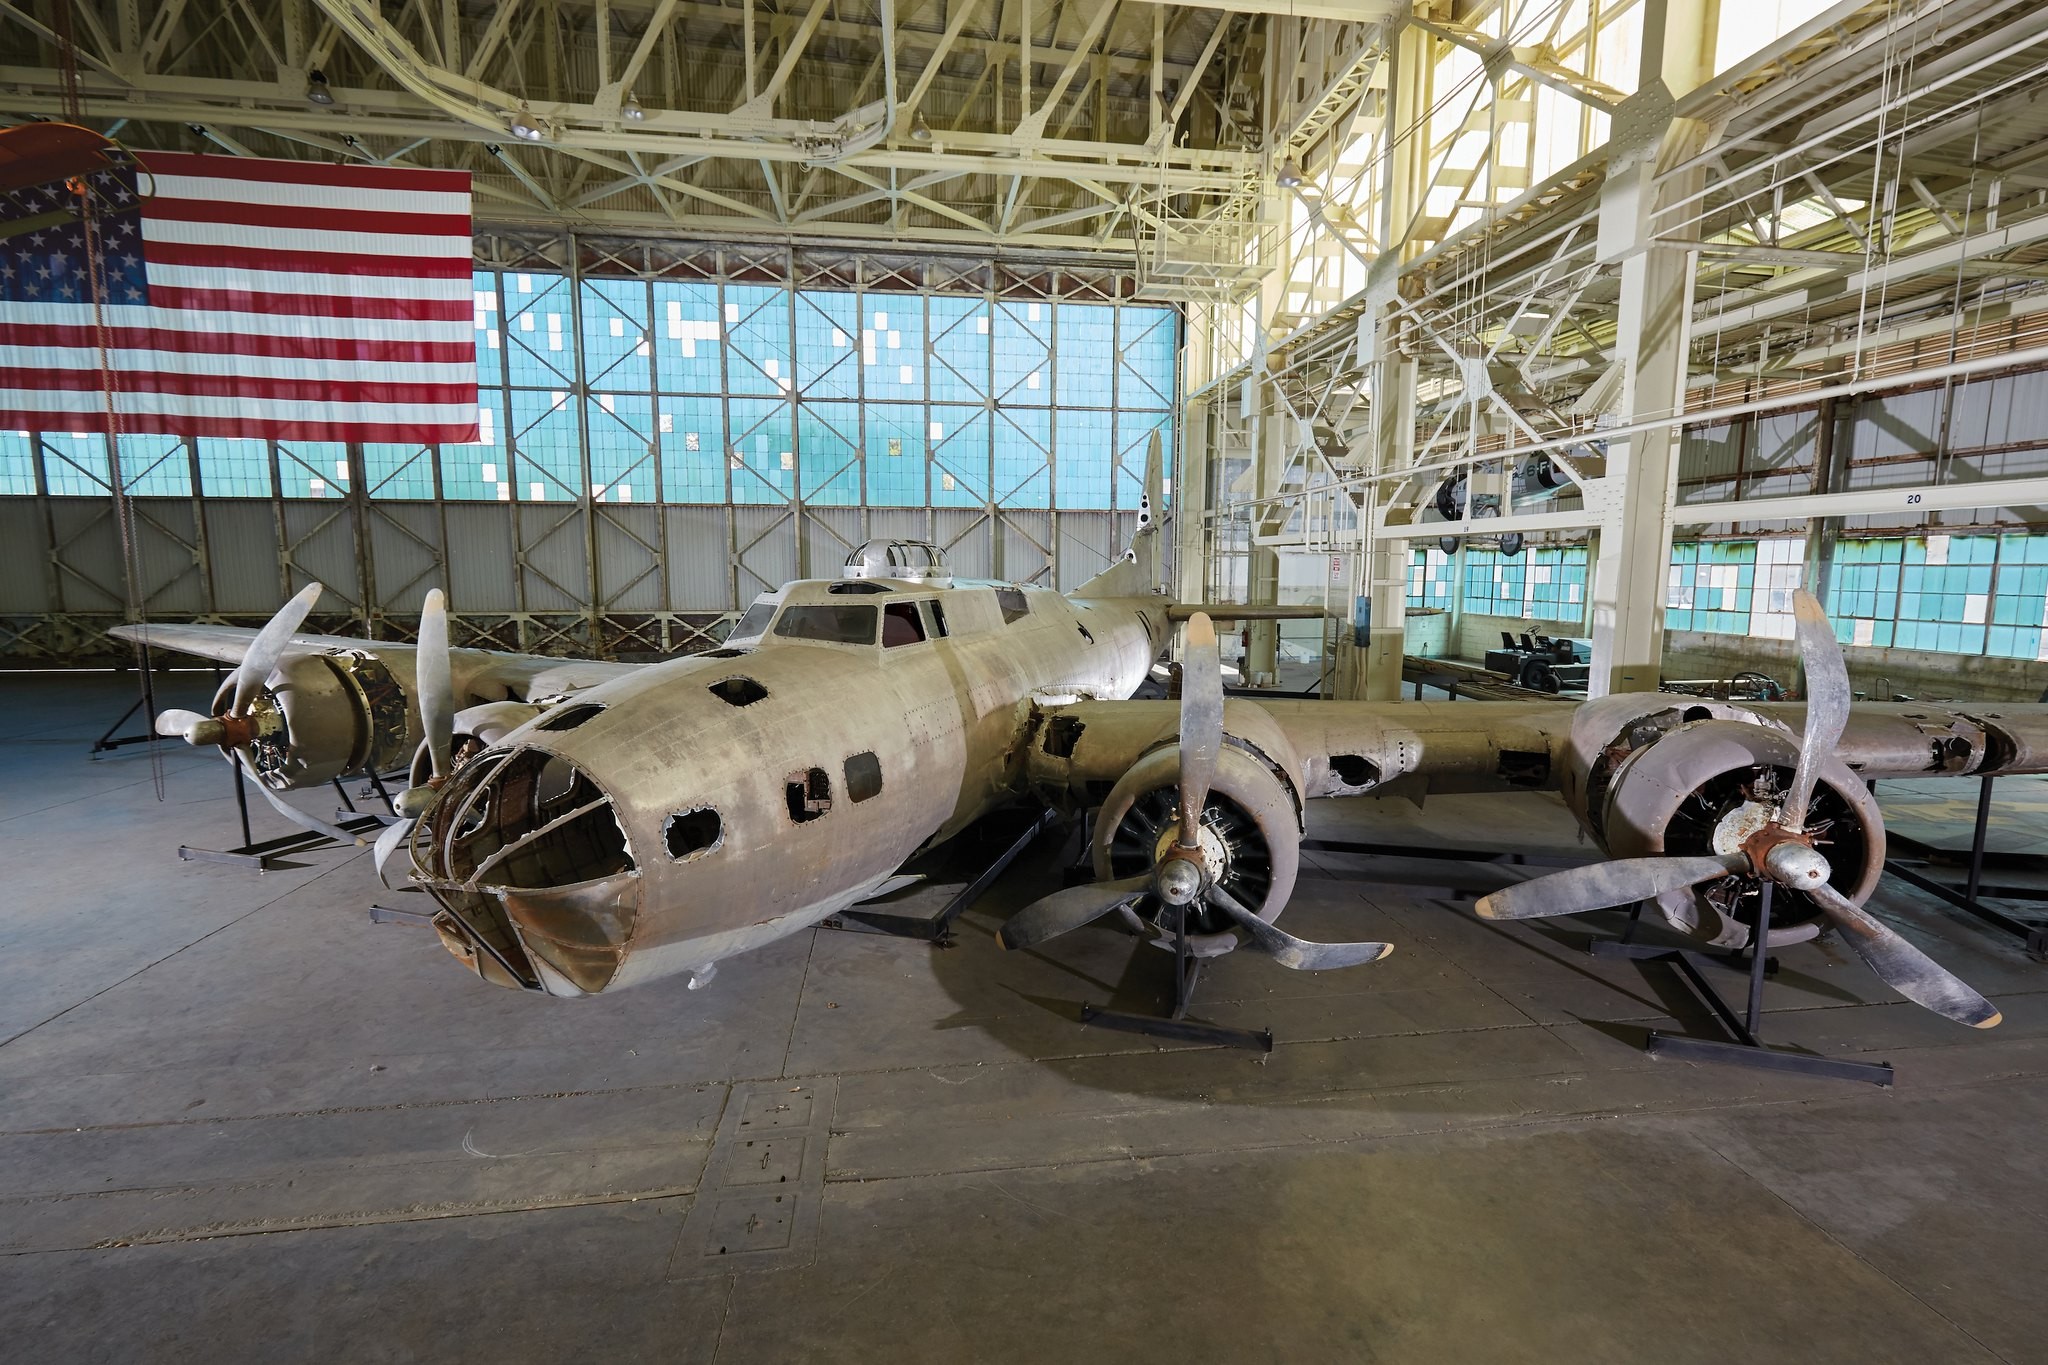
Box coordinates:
[773,603,878,645]
[725,600,777,644]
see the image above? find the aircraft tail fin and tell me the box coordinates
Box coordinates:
[1074,429,1167,598]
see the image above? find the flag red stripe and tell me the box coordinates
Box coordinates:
[141,151,471,194]
[147,286,472,322]
[3,322,474,365]
[0,412,480,442]
[0,367,476,405]
[144,197,471,238]
[144,240,473,278]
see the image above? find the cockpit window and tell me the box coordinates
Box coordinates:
[726,601,777,644]
[882,601,926,647]
[994,587,1030,625]
[774,603,878,645]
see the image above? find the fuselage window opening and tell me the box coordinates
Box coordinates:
[922,600,948,638]
[726,601,777,644]
[663,808,723,860]
[774,603,878,645]
[535,702,605,732]
[882,601,927,647]
[994,587,1030,625]
[786,767,833,823]
[844,751,884,802]
[708,676,768,707]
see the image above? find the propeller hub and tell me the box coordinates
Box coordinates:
[1154,856,1203,907]
[1760,839,1832,889]
[394,784,438,818]
[184,717,228,747]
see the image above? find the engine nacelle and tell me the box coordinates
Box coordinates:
[1091,731,1304,957]
[218,650,413,789]
[1565,699,1884,948]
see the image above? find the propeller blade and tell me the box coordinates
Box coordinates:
[1206,885,1392,971]
[1805,881,2001,1028]
[1475,854,1746,921]
[1783,588,1850,829]
[1177,611,1223,851]
[998,875,1151,951]
[231,581,324,716]
[417,588,454,781]
[237,758,367,847]
[153,708,218,743]
[374,817,417,888]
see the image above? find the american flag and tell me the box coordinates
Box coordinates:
[0,151,477,443]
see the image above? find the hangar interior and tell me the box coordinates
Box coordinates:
[7,1,2048,1361]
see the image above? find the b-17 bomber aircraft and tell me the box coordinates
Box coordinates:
[123,441,2046,1031]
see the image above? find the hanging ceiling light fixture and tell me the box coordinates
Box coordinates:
[908,112,933,143]
[507,105,545,142]
[306,70,335,107]
[1275,158,1305,189]
[622,92,645,122]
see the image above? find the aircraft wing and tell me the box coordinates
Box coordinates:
[1027,694,2048,804]
[109,622,644,701]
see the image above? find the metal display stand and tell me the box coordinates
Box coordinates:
[1883,774,2048,961]
[823,807,1061,944]
[1589,887,1893,1087]
[1080,901,1274,1053]
[177,755,386,872]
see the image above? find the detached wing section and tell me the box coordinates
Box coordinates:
[111,620,644,790]
[111,623,641,700]
[1022,693,2048,813]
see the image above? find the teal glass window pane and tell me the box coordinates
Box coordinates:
[507,388,580,500]
[659,395,725,504]
[652,279,724,393]
[726,284,790,397]
[992,299,1051,405]
[587,391,654,503]
[118,434,191,497]
[580,278,653,393]
[473,270,501,373]
[928,297,990,403]
[798,400,861,506]
[727,397,793,505]
[1054,303,1115,408]
[861,294,924,400]
[1055,407,1112,509]
[929,405,988,508]
[277,441,349,500]
[364,444,436,499]
[1116,306,1177,410]
[993,405,1050,507]
[41,434,109,495]
[501,271,575,388]
[795,291,860,401]
[0,431,35,494]
[444,392,506,501]
[196,439,271,497]
[866,402,928,506]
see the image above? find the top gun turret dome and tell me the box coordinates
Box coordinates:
[843,539,953,587]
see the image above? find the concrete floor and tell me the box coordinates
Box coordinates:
[5,672,2048,1364]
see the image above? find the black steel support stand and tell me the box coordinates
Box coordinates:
[1884,774,2048,961]
[824,807,1061,944]
[1080,904,1274,1053]
[177,754,384,872]
[89,643,162,757]
[1589,893,1894,1087]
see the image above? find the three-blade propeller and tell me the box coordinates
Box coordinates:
[999,612,1391,973]
[376,589,457,888]
[1475,589,1999,1030]
[152,582,365,847]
